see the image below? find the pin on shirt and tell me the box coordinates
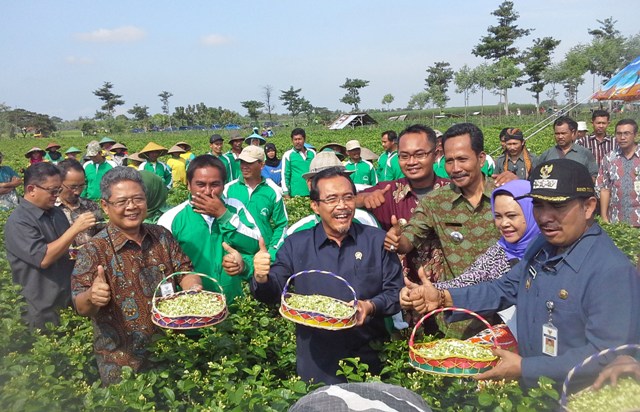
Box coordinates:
[450,231,463,243]
[355,252,362,260]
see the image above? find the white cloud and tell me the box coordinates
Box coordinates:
[200,34,230,46]
[75,26,146,43]
[65,56,94,65]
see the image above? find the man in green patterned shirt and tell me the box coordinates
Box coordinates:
[385,123,499,283]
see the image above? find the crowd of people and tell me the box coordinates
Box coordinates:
[3,114,640,398]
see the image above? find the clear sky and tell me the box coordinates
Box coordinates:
[2,0,638,120]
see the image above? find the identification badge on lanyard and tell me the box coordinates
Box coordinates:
[542,300,558,357]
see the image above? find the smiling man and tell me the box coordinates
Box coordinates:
[385,123,499,285]
[6,162,96,329]
[494,128,538,180]
[251,167,403,384]
[410,158,639,392]
[281,128,316,197]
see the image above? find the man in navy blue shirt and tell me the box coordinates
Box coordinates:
[407,158,639,391]
[251,167,403,384]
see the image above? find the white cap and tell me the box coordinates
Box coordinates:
[345,140,361,151]
[577,121,588,131]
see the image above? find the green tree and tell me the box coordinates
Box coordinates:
[339,78,370,111]
[280,86,306,123]
[3,108,57,137]
[241,100,265,123]
[263,85,275,123]
[523,37,561,111]
[92,81,125,118]
[158,91,173,128]
[454,65,478,121]
[485,58,522,113]
[424,62,454,111]
[472,1,530,114]
[381,93,394,110]
[407,91,430,110]
[544,45,589,106]
[127,104,150,123]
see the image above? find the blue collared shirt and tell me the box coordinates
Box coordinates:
[448,223,639,390]
[251,222,403,384]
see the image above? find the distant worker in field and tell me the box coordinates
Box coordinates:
[56,159,104,246]
[98,136,116,153]
[576,109,616,168]
[344,140,377,190]
[65,147,82,160]
[576,121,589,141]
[110,143,128,167]
[25,147,47,167]
[175,141,196,166]
[377,130,404,182]
[245,132,266,147]
[44,142,63,164]
[281,128,316,198]
[6,162,97,329]
[71,167,202,385]
[82,141,116,201]
[166,145,187,186]
[222,133,244,183]
[0,151,22,211]
[494,128,538,180]
[261,143,282,185]
[138,142,173,189]
[126,152,144,169]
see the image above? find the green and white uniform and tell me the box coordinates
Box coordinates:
[82,159,116,200]
[139,161,172,189]
[281,147,316,196]
[158,198,260,304]
[287,209,380,236]
[221,151,240,183]
[345,159,378,186]
[224,176,288,260]
[376,150,403,182]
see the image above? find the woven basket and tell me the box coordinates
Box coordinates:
[151,272,228,330]
[409,307,499,377]
[561,343,640,411]
[279,270,357,330]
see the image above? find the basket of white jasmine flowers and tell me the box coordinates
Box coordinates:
[152,272,227,329]
[409,307,500,376]
[562,344,640,412]
[279,270,357,330]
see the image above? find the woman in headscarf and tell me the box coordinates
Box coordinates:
[261,143,282,185]
[139,170,170,224]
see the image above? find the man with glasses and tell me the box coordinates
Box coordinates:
[71,167,202,385]
[5,162,97,329]
[56,159,104,246]
[252,167,403,384]
[597,118,640,227]
[405,159,639,391]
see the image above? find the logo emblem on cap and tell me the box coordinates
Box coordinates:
[540,164,553,179]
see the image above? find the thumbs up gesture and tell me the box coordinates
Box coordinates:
[410,266,443,314]
[363,183,391,209]
[384,215,402,253]
[222,242,245,276]
[253,237,271,283]
[90,265,111,307]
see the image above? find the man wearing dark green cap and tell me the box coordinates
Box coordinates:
[407,158,639,392]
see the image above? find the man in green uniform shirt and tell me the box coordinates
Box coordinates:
[224,145,288,260]
[345,140,378,189]
[138,142,173,189]
[281,128,316,197]
[158,155,261,304]
[221,133,243,183]
[82,141,116,200]
[377,130,404,182]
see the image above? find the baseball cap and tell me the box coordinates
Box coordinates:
[577,121,588,131]
[345,140,361,151]
[85,141,102,157]
[238,145,266,163]
[503,128,524,142]
[524,159,595,203]
[209,134,223,144]
[302,151,353,180]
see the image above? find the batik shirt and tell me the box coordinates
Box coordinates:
[56,197,104,246]
[71,224,192,385]
[596,145,640,227]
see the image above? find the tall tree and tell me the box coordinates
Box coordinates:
[241,100,265,123]
[586,17,629,83]
[543,45,589,106]
[263,85,276,122]
[472,1,531,114]
[93,81,125,118]
[339,78,370,111]
[127,104,150,124]
[425,62,454,111]
[158,91,173,128]
[523,37,561,111]
[381,93,395,110]
[454,65,478,121]
[280,86,306,124]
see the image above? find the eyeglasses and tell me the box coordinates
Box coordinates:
[615,131,636,137]
[398,149,434,161]
[34,184,63,196]
[316,194,355,207]
[62,183,86,191]
[105,196,147,209]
